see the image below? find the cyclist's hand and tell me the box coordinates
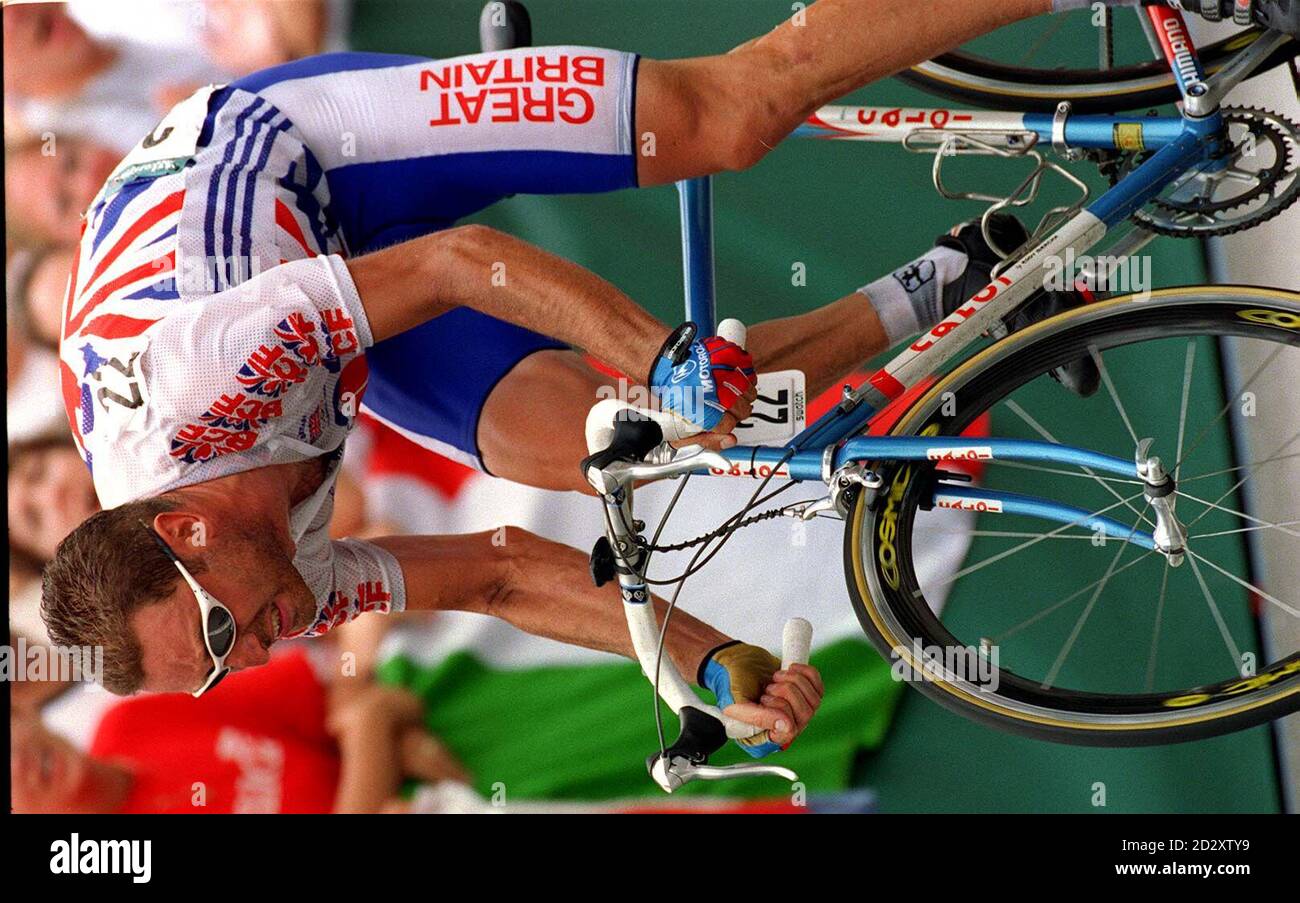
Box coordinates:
[699,641,824,756]
[649,323,757,447]
[1177,0,1297,35]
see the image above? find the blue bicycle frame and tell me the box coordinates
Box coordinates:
[667,5,1251,552]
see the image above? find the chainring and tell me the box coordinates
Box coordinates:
[1109,106,1300,238]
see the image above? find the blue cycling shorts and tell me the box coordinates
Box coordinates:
[230,48,640,468]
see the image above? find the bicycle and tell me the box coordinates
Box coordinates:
[557,3,1300,791]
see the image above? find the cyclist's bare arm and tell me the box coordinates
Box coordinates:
[368,528,727,682]
[369,528,821,744]
[349,224,670,385]
[635,0,1051,185]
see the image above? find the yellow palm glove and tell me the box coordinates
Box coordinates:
[698,641,783,758]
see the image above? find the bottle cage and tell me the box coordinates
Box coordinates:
[903,128,1092,264]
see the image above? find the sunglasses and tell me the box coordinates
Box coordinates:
[140,522,236,697]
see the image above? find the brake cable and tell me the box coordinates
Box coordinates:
[639,448,798,758]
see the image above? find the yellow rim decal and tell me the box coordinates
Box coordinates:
[1237,308,1300,330]
[1165,659,1300,708]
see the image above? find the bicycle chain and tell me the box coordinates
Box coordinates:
[640,503,804,554]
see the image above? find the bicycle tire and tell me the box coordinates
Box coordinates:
[898,30,1298,113]
[844,286,1300,745]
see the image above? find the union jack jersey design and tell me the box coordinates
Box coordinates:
[61,83,402,634]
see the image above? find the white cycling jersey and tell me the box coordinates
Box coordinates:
[63,85,398,637]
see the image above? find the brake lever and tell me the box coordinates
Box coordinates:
[649,755,799,793]
[594,445,733,493]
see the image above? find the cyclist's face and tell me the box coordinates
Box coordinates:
[10,713,96,814]
[8,445,99,563]
[130,523,317,694]
[6,141,119,244]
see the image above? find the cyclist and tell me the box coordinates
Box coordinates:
[41,0,1291,752]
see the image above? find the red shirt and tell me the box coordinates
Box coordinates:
[90,650,340,813]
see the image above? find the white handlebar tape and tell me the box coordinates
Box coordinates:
[584,394,702,450]
[781,618,813,670]
[584,398,635,454]
[716,318,747,350]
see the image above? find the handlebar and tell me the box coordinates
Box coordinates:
[581,315,752,469]
[478,1,532,53]
[582,321,813,790]
[644,619,812,793]
[715,317,747,349]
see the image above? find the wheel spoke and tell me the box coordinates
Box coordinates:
[1088,344,1142,448]
[1180,452,1300,484]
[984,459,1141,485]
[1173,339,1196,481]
[915,490,1149,596]
[1179,488,1300,538]
[1041,504,1150,690]
[1143,562,1171,692]
[1018,14,1069,66]
[1185,552,1245,671]
[1180,427,1300,534]
[1187,548,1300,619]
[1191,519,1300,539]
[1173,343,1286,475]
[992,550,1155,644]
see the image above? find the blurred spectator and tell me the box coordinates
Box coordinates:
[200,0,344,76]
[8,433,99,569]
[9,243,76,350]
[6,246,31,385]
[3,1,228,155]
[68,0,350,70]
[4,1,344,156]
[4,137,119,246]
[11,573,53,650]
[10,646,465,814]
[8,631,78,712]
[11,712,130,814]
[5,341,65,445]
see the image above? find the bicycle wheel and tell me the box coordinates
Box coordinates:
[898,15,1297,113]
[845,286,1300,745]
